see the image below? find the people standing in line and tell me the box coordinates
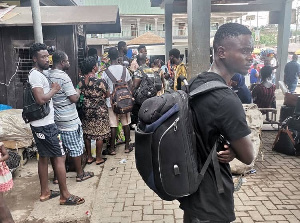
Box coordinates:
[117,41,130,67]
[178,23,254,223]
[102,47,133,154]
[231,73,252,104]
[78,57,111,164]
[250,62,259,85]
[0,142,14,223]
[45,51,94,182]
[284,54,300,93]
[169,48,187,90]
[28,43,84,205]
[252,66,276,110]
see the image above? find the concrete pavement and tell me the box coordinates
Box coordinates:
[5,130,300,223]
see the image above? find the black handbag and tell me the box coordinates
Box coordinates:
[22,81,50,123]
[273,116,300,156]
[22,69,50,123]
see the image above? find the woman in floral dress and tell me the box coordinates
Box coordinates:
[78,57,111,165]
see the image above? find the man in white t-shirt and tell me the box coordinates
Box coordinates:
[29,43,84,205]
[102,47,133,154]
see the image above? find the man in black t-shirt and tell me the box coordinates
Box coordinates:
[179,23,254,222]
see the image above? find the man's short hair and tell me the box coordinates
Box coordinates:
[137,54,147,65]
[30,43,47,58]
[88,48,98,57]
[108,47,119,60]
[169,48,180,59]
[260,66,273,80]
[292,54,298,61]
[118,41,126,50]
[81,56,97,75]
[52,51,67,65]
[213,23,252,52]
[138,45,146,52]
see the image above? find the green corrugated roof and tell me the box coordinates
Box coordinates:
[84,0,164,15]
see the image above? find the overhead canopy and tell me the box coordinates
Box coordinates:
[0,5,121,34]
[151,0,286,13]
[127,32,165,45]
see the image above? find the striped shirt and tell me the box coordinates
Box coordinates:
[44,69,81,131]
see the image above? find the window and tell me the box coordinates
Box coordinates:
[145,24,153,31]
[131,24,137,37]
[14,47,32,83]
[162,24,165,31]
[178,23,186,36]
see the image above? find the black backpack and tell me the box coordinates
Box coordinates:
[134,67,158,105]
[22,69,50,123]
[135,76,228,201]
[152,68,163,91]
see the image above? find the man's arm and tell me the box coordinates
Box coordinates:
[230,135,254,165]
[32,82,61,105]
[68,89,80,103]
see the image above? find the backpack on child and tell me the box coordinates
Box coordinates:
[22,69,50,123]
[135,75,228,201]
[105,66,134,114]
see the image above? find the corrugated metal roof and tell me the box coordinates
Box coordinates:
[84,0,164,15]
[0,6,121,33]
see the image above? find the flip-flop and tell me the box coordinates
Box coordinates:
[76,171,94,182]
[96,158,107,165]
[87,158,96,165]
[60,195,85,205]
[40,190,60,202]
[124,144,134,153]
[52,177,58,185]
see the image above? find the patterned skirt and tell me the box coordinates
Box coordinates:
[0,161,13,192]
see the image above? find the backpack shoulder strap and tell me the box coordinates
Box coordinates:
[189,81,229,99]
[121,66,126,82]
[105,68,118,84]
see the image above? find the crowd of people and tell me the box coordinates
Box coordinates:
[1,21,299,223]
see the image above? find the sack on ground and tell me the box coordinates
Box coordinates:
[229,104,263,175]
[135,80,228,201]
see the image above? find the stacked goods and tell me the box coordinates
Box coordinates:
[230,104,263,174]
[0,109,33,149]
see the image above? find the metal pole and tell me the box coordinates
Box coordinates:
[30,0,43,43]
[165,3,173,62]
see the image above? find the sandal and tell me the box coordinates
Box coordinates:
[60,195,85,205]
[96,158,107,165]
[76,171,94,182]
[105,148,116,156]
[52,177,58,185]
[125,144,134,153]
[40,190,60,202]
[87,158,96,165]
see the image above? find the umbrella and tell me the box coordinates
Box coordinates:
[253,48,261,54]
[295,49,300,55]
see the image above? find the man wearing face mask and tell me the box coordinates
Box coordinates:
[169,48,187,90]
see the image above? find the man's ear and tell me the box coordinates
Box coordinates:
[32,55,37,63]
[217,46,226,59]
